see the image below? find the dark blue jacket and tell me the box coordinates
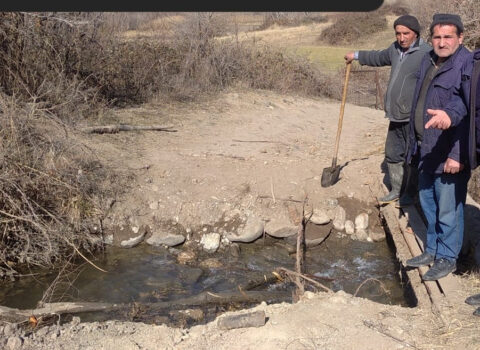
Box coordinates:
[407,45,472,174]
[468,49,480,169]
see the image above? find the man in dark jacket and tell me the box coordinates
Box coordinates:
[345,15,431,206]
[405,14,472,281]
[463,49,480,317]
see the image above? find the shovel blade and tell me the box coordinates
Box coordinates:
[321,166,341,187]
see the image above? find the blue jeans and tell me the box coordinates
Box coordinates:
[419,170,470,261]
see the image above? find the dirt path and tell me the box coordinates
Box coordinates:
[5,89,480,350]
[96,89,388,235]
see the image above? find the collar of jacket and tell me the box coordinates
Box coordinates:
[474,48,480,60]
[394,37,423,54]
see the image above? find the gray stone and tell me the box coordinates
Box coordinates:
[265,218,298,238]
[6,336,23,350]
[354,229,369,241]
[368,230,386,242]
[226,216,264,243]
[217,310,266,330]
[354,213,369,231]
[344,220,355,235]
[332,206,346,231]
[103,234,114,245]
[120,230,146,248]
[200,232,221,253]
[146,232,185,247]
[228,243,241,258]
[326,198,338,207]
[3,324,17,337]
[307,208,330,225]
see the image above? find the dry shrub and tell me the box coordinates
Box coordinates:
[410,0,480,49]
[0,12,335,276]
[258,12,328,30]
[0,93,127,274]
[320,12,388,46]
[236,44,336,98]
[0,12,106,124]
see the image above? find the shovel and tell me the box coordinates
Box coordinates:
[321,61,352,187]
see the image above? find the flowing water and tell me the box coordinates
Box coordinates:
[0,218,408,326]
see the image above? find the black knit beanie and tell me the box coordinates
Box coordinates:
[393,15,420,36]
[429,13,464,34]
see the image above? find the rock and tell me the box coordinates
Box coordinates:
[177,250,197,264]
[120,229,146,248]
[344,220,355,235]
[6,336,23,350]
[228,243,241,258]
[354,213,369,231]
[199,258,222,269]
[307,208,330,225]
[354,229,369,241]
[226,216,264,242]
[265,218,298,238]
[146,232,185,247]
[179,308,204,322]
[3,324,17,337]
[332,206,346,231]
[200,232,221,253]
[149,201,159,210]
[113,225,148,248]
[368,230,386,242]
[103,234,114,245]
[326,198,338,207]
[70,316,81,326]
[217,310,266,330]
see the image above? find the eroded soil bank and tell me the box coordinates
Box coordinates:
[2,89,480,349]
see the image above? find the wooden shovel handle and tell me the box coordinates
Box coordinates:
[331,62,351,168]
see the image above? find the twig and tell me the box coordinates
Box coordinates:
[19,12,91,27]
[363,320,418,349]
[295,198,308,297]
[257,195,303,203]
[232,139,287,145]
[67,242,108,273]
[277,267,333,294]
[354,278,390,297]
[270,177,276,204]
[81,124,177,134]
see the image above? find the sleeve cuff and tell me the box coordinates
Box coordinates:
[354,51,359,60]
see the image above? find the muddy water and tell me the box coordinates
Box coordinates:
[0,220,408,325]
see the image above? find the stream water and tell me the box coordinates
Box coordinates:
[0,219,408,326]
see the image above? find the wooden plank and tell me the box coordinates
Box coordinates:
[399,206,459,299]
[379,204,434,309]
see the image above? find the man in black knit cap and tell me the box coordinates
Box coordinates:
[345,15,431,206]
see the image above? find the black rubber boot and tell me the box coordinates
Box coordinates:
[465,293,480,306]
[378,162,403,204]
[396,164,418,208]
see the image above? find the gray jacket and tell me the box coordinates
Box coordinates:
[358,38,431,122]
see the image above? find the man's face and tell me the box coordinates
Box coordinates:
[431,24,463,61]
[395,25,417,49]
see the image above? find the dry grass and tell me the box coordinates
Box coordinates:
[409,0,480,49]
[0,12,340,277]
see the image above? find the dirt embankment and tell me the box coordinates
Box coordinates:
[2,88,479,350]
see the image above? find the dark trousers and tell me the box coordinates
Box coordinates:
[384,121,409,164]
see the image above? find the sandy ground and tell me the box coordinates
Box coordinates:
[2,88,479,350]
